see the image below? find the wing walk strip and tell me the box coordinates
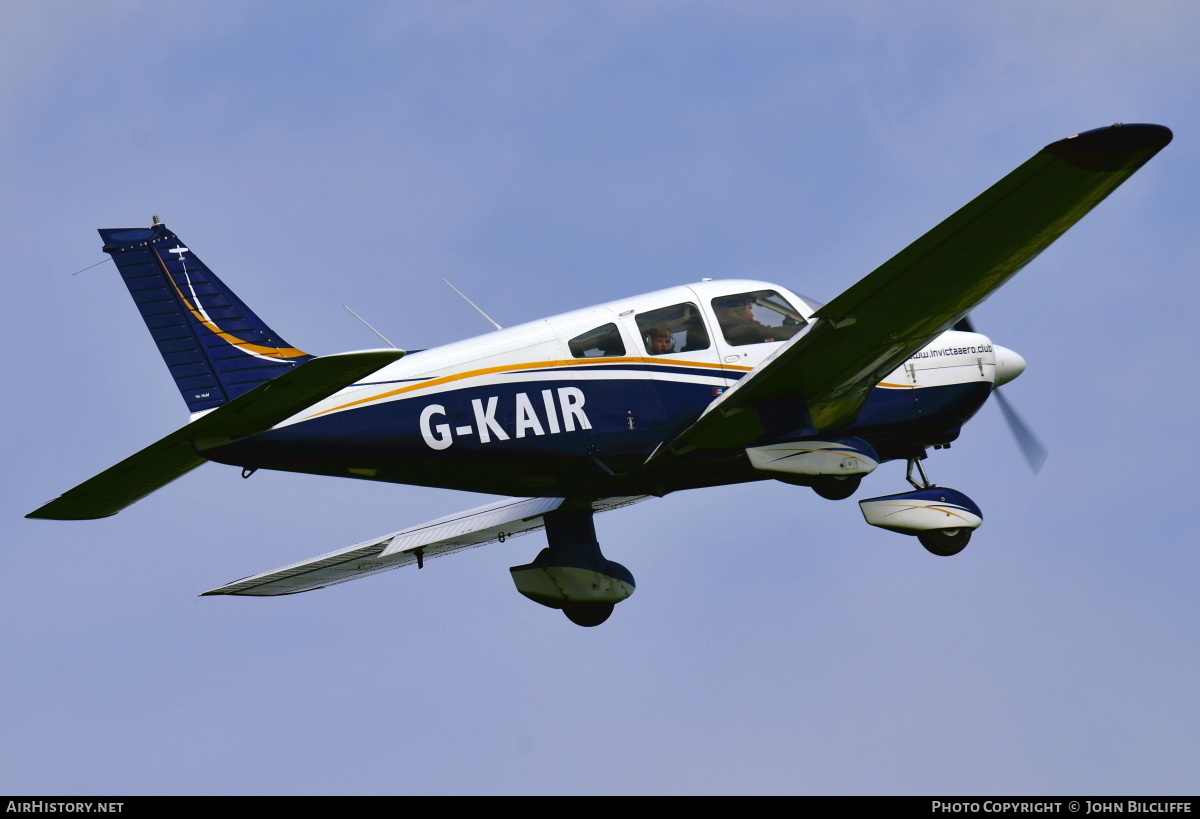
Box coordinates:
[203,495,649,596]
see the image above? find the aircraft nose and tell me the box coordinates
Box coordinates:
[993,345,1027,386]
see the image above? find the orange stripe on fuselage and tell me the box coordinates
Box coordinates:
[308,356,753,419]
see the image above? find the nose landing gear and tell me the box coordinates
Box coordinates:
[858,451,983,556]
[917,526,972,557]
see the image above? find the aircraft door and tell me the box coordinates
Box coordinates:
[548,308,671,462]
[625,297,734,426]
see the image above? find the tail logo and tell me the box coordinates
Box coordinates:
[151,244,308,362]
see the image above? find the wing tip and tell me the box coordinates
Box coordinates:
[1045,123,1173,172]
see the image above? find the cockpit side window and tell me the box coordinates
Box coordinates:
[634,302,710,356]
[711,290,807,347]
[568,323,626,358]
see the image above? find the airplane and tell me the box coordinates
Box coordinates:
[27,123,1172,626]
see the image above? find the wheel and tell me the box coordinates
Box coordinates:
[562,602,614,627]
[811,474,862,501]
[918,527,972,557]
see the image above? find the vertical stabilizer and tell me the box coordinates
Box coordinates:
[99,223,314,413]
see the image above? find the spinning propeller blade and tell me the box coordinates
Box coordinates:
[992,387,1048,474]
[955,314,1047,474]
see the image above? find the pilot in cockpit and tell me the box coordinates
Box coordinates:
[713,291,804,346]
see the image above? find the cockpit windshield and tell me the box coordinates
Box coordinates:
[711,290,806,347]
[793,292,824,312]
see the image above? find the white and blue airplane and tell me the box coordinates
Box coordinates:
[28,123,1171,626]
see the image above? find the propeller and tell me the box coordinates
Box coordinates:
[992,388,1048,473]
[954,316,1048,474]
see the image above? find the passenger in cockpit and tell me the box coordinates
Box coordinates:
[645,327,675,355]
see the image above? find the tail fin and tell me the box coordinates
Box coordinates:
[99,223,314,413]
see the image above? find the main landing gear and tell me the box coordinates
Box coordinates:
[857,452,984,557]
[509,506,635,627]
[811,474,862,501]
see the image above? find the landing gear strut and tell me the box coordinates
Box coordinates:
[905,455,932,490]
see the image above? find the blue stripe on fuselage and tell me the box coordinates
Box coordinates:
[520,361,745,380]
[206,374,721,470]
[203,372,991,495]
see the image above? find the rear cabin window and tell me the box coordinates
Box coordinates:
[711,290,807,347]
[568,323,626,358]
[634,302,710,356]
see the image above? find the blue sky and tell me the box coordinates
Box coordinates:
[3,1,1199,794]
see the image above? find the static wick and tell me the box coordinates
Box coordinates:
[72,258,111,276]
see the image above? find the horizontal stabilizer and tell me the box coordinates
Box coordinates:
[27,349,404,520]
[203,495,648,596]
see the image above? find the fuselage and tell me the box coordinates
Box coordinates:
[205,279,1002,498]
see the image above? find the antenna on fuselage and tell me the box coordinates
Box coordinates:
[343,304,399,349]
[442,278,503,331]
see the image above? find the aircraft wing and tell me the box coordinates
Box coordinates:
[27,349,404,520]
[651,122,1171,458]
[202,495,649,596]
